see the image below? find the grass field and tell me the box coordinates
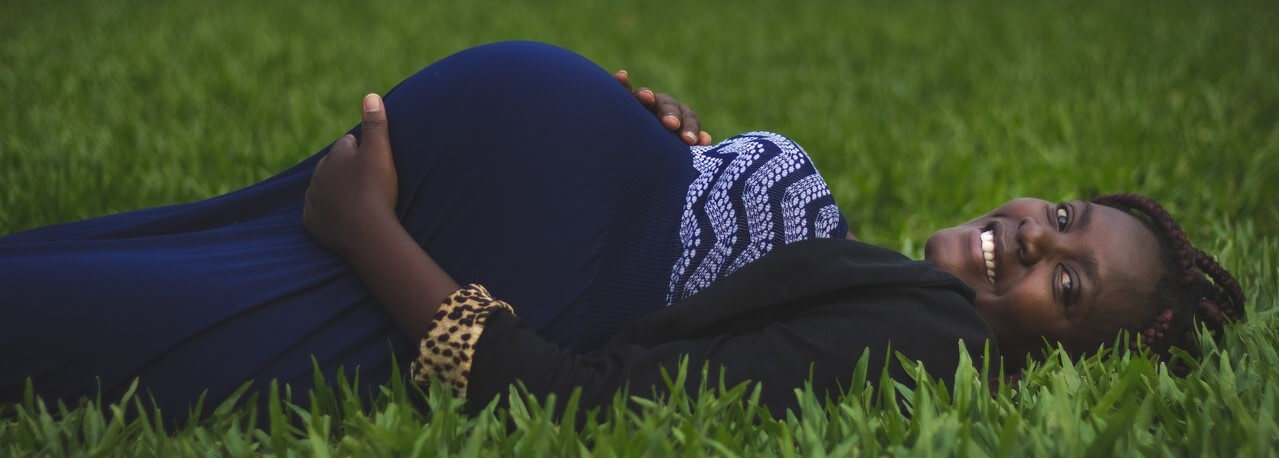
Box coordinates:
[2,0,1277,455]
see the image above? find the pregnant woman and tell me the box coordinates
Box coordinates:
[0,42,1244,420]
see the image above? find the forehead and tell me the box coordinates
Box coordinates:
[1085,204,1165,322]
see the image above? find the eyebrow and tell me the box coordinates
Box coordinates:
[1076,199,1094,232]
[1074,201,1102,311]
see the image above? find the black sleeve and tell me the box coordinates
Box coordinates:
[464,286,996,417]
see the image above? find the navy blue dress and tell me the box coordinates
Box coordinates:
[0,42,846,417]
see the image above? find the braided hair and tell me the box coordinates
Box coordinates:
[1089,193,1246,360]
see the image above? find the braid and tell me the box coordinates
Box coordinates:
[1089,194,1246,360]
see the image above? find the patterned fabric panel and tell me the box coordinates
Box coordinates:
[666,132,844,304]
[411,284,515,397]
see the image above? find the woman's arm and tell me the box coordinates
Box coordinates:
[412,238,994,416]
[417,281,995,417]
[303,94,458,341]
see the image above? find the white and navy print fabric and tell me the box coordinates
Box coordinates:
[666,132,846,304]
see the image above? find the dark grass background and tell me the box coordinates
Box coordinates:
[2,0,1277,455]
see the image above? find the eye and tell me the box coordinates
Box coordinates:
[1055,204,1070,231]
[1060,268,1075,306]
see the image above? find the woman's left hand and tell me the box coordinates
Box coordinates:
[303,93,399,258]
[615,70,712,146]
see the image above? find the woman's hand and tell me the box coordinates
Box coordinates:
[303,93,399,259]
[303,93,460,340]
[615,70,712,146]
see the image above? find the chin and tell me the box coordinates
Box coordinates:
[923,227,957,265]
[923,231,942,263]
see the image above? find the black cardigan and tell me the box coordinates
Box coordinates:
[456,238,998,415]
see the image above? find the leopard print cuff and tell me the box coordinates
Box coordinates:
[410,284,515,398]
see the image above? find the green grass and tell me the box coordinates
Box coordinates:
[2,0,1277,455]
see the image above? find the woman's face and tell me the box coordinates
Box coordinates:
[924,198,1165,361]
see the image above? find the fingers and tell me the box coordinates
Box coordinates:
[633,86,657,108]
[618,70,658,108]
[613,73,712,146]
[614,70,632,92]
[651,93,702,144]
[677,105,701,145]
[324,134,356,160]
[652,93,681,130]
[359,93,389,155]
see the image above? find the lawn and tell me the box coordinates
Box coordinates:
[2,0,1277,455]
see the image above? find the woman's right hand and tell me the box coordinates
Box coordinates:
[303,93,399,259]
[615,70,712,146]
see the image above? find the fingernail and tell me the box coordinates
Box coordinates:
[683,132,696,143]
[663,115,679,124]
[618,70,628,77]
[363,93,381,113]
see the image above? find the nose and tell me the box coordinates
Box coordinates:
[1016,216,1059,265]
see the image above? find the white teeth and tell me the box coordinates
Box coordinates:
[981,229,998,284]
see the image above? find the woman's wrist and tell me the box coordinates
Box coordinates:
[342,213,460,340]
[339,210,403,263]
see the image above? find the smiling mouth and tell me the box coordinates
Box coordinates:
[980,223,999,284]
